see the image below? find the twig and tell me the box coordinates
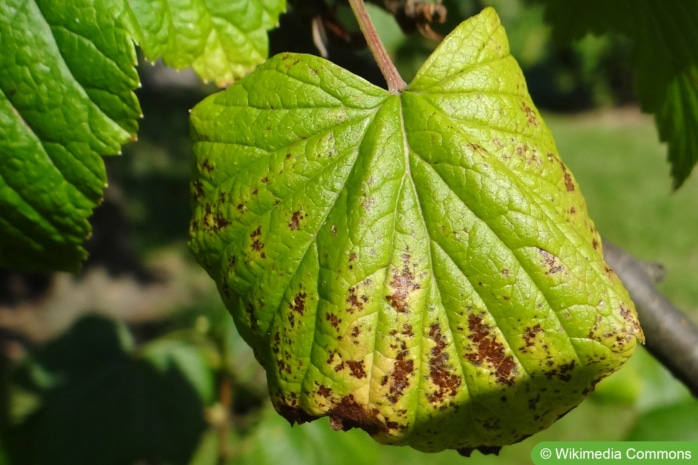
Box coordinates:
[603,240,698,398]
[347,0,407,93]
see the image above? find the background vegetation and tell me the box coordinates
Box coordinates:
[1,1,697,464]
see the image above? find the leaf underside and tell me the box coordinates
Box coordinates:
[189,8,643,453]
[540,0,698,188]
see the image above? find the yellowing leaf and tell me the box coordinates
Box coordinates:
[188,8,643,454]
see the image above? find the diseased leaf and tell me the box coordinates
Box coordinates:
[539,0,698,188]
[189,7,643,453]
[124,0,287,86]
[0,0,140,271]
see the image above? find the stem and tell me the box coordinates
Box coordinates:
[347,0,407,93]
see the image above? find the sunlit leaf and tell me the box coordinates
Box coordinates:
[189,7,643,453]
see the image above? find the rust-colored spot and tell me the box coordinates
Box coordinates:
[346,360,367,379]
[521,101,538,126]
[317,384,332,398]
[387,351,414,403]
[500,268,510,278]
[522,324,543,349]
[351,326,360,338]
[276,404,318,426]
[427,324,462,402]
[289,210,305,231]
[559,163,575,192]
[261,176,268,183]
[346,287,366,313]
[328,396,383,434]
[538,249,564,274]
[215,214,230,230]
[277,359,291,374]
[465,314,517,386]
[326,312,341,328]
[592,238,600,251]
[291,291,306,314]
[251,226,264,252]
[201,159,214,173]
[558,361,575,382]
[385,256,420,313]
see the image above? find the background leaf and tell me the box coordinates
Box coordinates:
[189,8,642,453]
[4,315,210,465]
[538,0,698,188]
[0,0,140,271]
[125,0,287,86]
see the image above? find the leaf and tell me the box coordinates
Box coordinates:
[188,7,643,453]
[625,399,698,441]
[0,0,140,271]
[5,316,209,465]
[538,0,698,188]
[124,0,287,86]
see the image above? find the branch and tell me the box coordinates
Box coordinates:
[603,240,698,397]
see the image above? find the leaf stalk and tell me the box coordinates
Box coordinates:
[347,0,407,93]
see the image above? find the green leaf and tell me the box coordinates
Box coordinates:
[124,0,287,86]
[625,399,698,441]
[0,0,140,271]
[538,0,698,188]
[5,316,208,465]
[189,7,643,453]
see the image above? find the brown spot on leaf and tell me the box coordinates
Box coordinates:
[289,210,306,230]
[291,291,307,314]
[326,312,341,328]
[346,360,367,379]
[522,324,543,350]
[465,314,517,386]
[346,287,366,313]
[328,396,384,435]
[215,214,230,230]
[385,255,420,313]
[387,351,414,403]
[521,102,538,127]
[317,384,332,398]
[558,361,575,382]
[251,226,264,252]
[276,404,318,426]
[192,180,204,199]
[538,249,564,274]
[201,159,214,173]
[427,324,462,402]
